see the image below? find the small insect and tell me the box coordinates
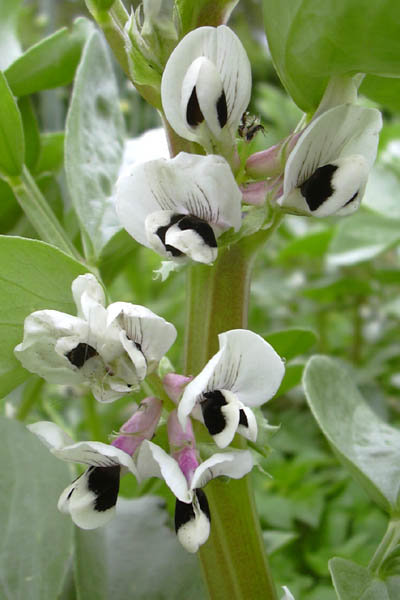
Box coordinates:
[238,111,265,142]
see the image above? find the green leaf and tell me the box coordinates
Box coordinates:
[329,558,375,600]
[176,0,239,34]
[361,75,400,114]
[327,211,400,267]
[0,417,73,599]
[329,557,400,600]
[264,328,317,360]
[303,355,400,514]
[262,0,400,111]
[0,236,87,398]
[18,96,40,170]
[65,31,125,260]
[74,497,205,599]
[34,132,65,175]
[0,70,24,176]
[5,18,93,97]
[0,0,22,70]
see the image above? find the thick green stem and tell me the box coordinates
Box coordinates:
[6,166,81,260]
[368,519,400,574]
[185,233,279,600]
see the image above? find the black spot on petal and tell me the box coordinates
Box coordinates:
[177,215,217,248]
[88,465,121,512]
[300,164,338,211]
[216,90,228,128]
[174,489,210,533]
[201,390,227,435]
[186,87,204,127]
[66,343,98,368]
[156,214,185,256]
[239,409,248,428]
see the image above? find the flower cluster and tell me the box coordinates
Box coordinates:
[19,274,284,553]
[17,18,380,566]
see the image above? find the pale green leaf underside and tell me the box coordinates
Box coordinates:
[0,417,73,600]
[65,31,125,260]
[303,355,400,514]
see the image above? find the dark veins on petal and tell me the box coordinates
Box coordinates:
[216,90,228,128]
[300,163,338,211]
[187,86,204,127]
[66,343,98,368]
[174,488,211,532]
[201,390,227,435]
[87,465,121,512]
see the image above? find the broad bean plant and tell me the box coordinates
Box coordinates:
[1,1,400,599]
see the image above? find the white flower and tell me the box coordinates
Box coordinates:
[28,421,138,529]
[161,25,251,149]
[278,104,382,217]
[178,329,285,448]
[15,273,177,402]
[136,439,253,552]
[116,152,242,265]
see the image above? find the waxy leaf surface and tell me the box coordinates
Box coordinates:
[304,355,400,514]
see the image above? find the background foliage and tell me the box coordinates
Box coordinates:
[1,0,400,598]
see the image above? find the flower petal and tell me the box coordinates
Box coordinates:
[106,302,177,370]
[53,440,138,475]
[116,152,242,257]
[237,404,258,443]
[14,310,89,384]
[200,389,240,448]
[179,330,284,420]
[27,421,75,450]
[71,273,106,321]
[283,105,382,199]
[58,465,120,529]
[161,25,251,142]
[191,449,254,490]
[175,488,211,553]
[136,440,191,502]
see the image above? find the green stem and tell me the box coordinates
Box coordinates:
[16,376,44,421]
[84,395,105,441]
[6,166,81,260]
[368,519,400,574]
[185,231,280,600]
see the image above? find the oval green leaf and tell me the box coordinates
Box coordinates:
[0,70,24,176]
[5,18,93,97]
[0,236,87,398]
[263,0,400,111]
[303,355,400,514]
[65,31,125,260]
[0,417,73,600]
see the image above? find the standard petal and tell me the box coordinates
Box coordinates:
[191,449,254,490]
[161,25,251,142]
[58,465,120,529]
[53,440,138,475]
[212,330,285,407]
[71,273,106,321]
[283,105,382,198]
[14,310,89,384]
[106,302,177,370]
[116,152,242,254]
[136,440,191,502]
[27,421,75,450]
